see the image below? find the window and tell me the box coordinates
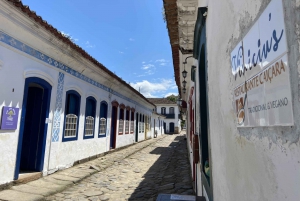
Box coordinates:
[142,115,145,133]
[145,116,148,131]
[161,107,166,114]
[139,113,142,133]
[130,110,134,133]
[84,96,96,139]
[99,101,108,137]
[119,104,125,134]
[169,107,174,114]
[63,90,81,142]
[125,107,130,134]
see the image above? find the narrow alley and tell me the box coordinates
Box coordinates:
[0,132,194,201]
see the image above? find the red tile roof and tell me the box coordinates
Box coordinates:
[148,98,176,105]
[163,0,180,95]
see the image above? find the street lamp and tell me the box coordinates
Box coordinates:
[182,70,187,78]
[182,80,187,88]
[176,97,182,106]
[183,87,186,93]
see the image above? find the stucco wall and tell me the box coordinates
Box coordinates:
[205,0,300,200]
[156,104,181,133]
[0,2,155,185]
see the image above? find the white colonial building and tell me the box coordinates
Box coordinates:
[148,98,181,134]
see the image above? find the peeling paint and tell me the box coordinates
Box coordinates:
[296,0,300,8]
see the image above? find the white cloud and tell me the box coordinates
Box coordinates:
[155,59,168,63]
[119,51,124,54]
[164,92,178,97]
[85,41,95,48]
[160,63,166,66]
[141,64,155,70]
[130,79,177,98]
[61,31,78,42]
[129,38,135,41]
[142,61,146,64]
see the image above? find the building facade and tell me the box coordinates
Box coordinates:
[148,98,181,134]
[164,0,300,200]
[0,0,157,186]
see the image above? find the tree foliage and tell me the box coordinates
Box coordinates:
[166,94,178,103]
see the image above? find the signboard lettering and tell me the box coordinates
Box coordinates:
[1,106,20,130]
[230,0,293,127]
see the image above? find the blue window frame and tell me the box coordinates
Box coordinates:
[99,101,108,137]
[84,96,96,139]
[63,90,81,142]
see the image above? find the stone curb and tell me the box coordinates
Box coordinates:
[0,135,167,201]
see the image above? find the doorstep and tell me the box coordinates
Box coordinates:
[14,172,42,185]
[156,194,206,201]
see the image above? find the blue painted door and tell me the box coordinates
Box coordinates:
[20,86,44,171]
[169,122,175,133]
[15,78,52,180]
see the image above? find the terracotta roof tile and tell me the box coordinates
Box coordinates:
[163,0,181,95]
[147,98,176,105]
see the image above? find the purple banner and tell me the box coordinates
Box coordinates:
[1,106,19,130]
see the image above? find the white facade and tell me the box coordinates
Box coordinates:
[0,1,156,186]
[165,0,300,200]
[155,104,181,134]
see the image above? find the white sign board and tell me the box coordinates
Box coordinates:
[231,0,293,127]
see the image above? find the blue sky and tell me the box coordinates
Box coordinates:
[22,0,178,98]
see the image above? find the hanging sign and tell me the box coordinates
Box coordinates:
[1,106,20,130]
[230,0,293,127]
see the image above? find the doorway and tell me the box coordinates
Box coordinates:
[169,122,175,133]
[163,122,166,134]
[135,113,139,142]
[14,77,52,180]
[110,105,117,149]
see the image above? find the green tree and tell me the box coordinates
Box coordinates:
[166,94,178,102]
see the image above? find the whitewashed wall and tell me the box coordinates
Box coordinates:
[155,104,181,133]
[203,0,300,200]
[0,2,155,185]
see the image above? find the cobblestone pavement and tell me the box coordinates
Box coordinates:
[45,133,194,201]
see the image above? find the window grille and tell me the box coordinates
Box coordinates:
[130,120,134,133]
[99,118,106,134]
[64,114,78,137]
[139,122,141,133]
[119,119,124,133]
[142,122,144,132]
[85,116,94,136]
[125,120,129,133]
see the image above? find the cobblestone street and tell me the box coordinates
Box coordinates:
[44,133,193,201]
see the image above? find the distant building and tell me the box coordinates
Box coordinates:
[148,98,181,134]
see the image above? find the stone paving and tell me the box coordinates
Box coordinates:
[0,132,194,201]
